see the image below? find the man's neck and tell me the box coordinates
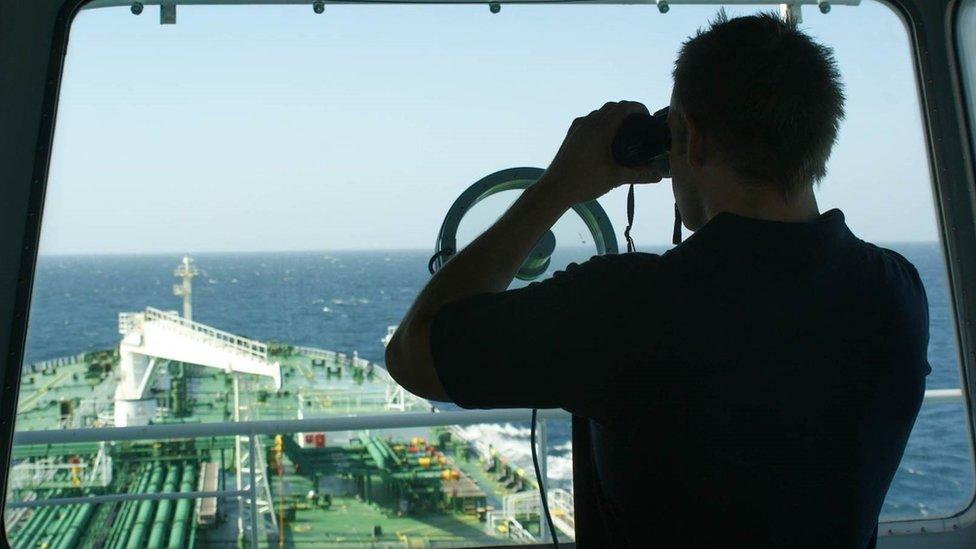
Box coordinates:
[703,182,820,224]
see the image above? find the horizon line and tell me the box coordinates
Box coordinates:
[36,240,946,257]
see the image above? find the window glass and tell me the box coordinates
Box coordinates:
[5,2,971,547]
[960,2,976,176]
[804,3,974,522]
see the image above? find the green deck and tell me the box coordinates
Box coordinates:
[5,346,560,548]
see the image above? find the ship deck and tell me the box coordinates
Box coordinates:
[6,346,565,548]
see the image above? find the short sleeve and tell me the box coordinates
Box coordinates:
[429,253,662,412]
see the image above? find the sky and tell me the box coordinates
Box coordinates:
[38,0,939,254]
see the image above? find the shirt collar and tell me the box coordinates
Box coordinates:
[695,208,854,250]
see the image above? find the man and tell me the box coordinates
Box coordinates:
[385,12,929,548]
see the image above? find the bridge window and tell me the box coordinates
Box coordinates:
[5,1,973,546]
[961,1,976,167]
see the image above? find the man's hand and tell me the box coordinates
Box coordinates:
[539,101,664,207]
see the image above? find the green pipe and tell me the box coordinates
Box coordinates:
[54,501,94,549]
[108,498,142,549]
[186,517,197,549]
[108,464,153,549]
[390,470,455,480]
[12,442,101,459]
[166,462,197,549]
[48,501,84,548]
[376,437,403,467]
[10,499,52,545]
[362,437,389,471]
[11,495,59,549]
[125,463,165,549]
[16,482,67,547]
[8,511,32,546]
[39,496,78,549]
[146,464,181,548]
[107,497,138,549]
[21,484,68,546]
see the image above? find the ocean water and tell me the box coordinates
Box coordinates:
[20,244,974,521]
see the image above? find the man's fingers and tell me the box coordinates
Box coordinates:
[587,101,653,145]
[618,100,650,113]
[575,101,647,132]
[609,100,650,126]
[567,116,585,136]
[594,101,622,125]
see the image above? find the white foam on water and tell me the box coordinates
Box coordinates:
[453,423,574,485]
[554,441,572,452]
[547,454,574,482]
[455,423,531,462]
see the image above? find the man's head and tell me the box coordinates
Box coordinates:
[667,11,845,230]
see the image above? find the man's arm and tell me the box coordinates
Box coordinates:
[385,101,661,401]
[385,180,572,400]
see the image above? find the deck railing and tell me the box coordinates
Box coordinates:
[6,408,568,548]
[21,353,88,374]
[5,388,967,546]
[140,307,269,359]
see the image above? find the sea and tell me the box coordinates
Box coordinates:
[20,243,974,522]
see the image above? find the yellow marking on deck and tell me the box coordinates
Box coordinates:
[295,361,315,381]
[394,525,448,536]
[17,368,73,413]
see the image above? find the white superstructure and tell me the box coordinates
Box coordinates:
[113,257,281,427]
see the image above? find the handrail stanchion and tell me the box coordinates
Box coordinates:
[249,433,259,549]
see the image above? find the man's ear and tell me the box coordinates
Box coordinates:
[685,115,707,168]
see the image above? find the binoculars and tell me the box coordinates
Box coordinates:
[611,106,671,177]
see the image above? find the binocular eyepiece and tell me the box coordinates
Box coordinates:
[611,106,671,177]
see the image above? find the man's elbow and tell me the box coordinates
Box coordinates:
[385,329,408,384]
[385,327,423,391]
[384,324,448,402]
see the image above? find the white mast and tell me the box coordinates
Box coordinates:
[173,255,199,321]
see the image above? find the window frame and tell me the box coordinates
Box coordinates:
[1,0,975,545]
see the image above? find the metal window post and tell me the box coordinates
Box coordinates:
[538,418,550,542]
[538,419,548,489]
